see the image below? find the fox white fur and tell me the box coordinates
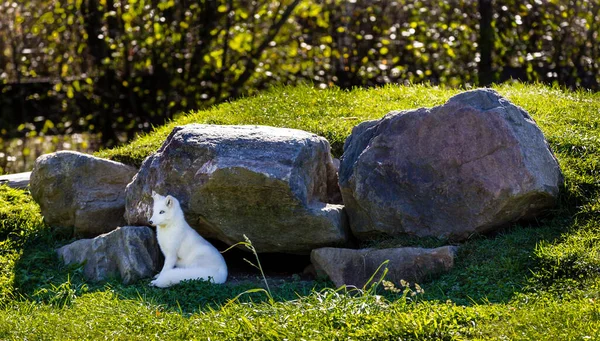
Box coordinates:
[148,191,227,287]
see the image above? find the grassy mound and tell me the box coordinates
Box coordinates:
[0,185,43,240]
[96,84,465,166]
[2,83,600,339]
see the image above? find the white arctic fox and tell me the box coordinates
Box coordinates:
[148,191,227,287]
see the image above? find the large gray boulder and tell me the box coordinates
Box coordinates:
[57,226,160,284]
[339,88,563,241]
[311,246,458,288]
[30,151,138,237]
[125,124,348,254]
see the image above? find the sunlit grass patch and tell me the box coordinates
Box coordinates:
[0,185,43,240]
[95,84,460,166]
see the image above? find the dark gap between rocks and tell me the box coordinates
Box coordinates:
[209,239,316,284]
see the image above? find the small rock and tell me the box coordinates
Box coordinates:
[57,226,160,284]
[30,151,137,237]
[311,246,458,288]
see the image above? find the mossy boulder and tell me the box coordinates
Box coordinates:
[125,124,349,254]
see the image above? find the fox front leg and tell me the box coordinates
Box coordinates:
[159,252,177,275]
[150,252,177,286]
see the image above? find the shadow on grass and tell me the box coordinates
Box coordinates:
[7,219,570,314]
[422,217,570,306]
[420,173,600,306]
[8,231,333,314]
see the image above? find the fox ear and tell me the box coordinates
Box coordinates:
[165,195,173,208]
[151,191,157,198]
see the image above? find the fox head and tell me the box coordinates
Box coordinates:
[149,191,180,228]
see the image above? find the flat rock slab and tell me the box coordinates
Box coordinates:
[311,246,458,288]
[57,226,160,284]
[339,88,563,241]
[30,151,137,237]
[125,124,348,254]
[0,172,31,189]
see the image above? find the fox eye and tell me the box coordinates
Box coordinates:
[159,210,165,214]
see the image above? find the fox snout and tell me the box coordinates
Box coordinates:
[148,219,155,226]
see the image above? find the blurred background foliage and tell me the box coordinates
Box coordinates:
[0,0,598,173]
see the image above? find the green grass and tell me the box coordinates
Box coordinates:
[2,83,600,339]
[0,185,44,240]
[96,84,465,166]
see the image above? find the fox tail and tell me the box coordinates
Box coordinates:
[154,267,227,287]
